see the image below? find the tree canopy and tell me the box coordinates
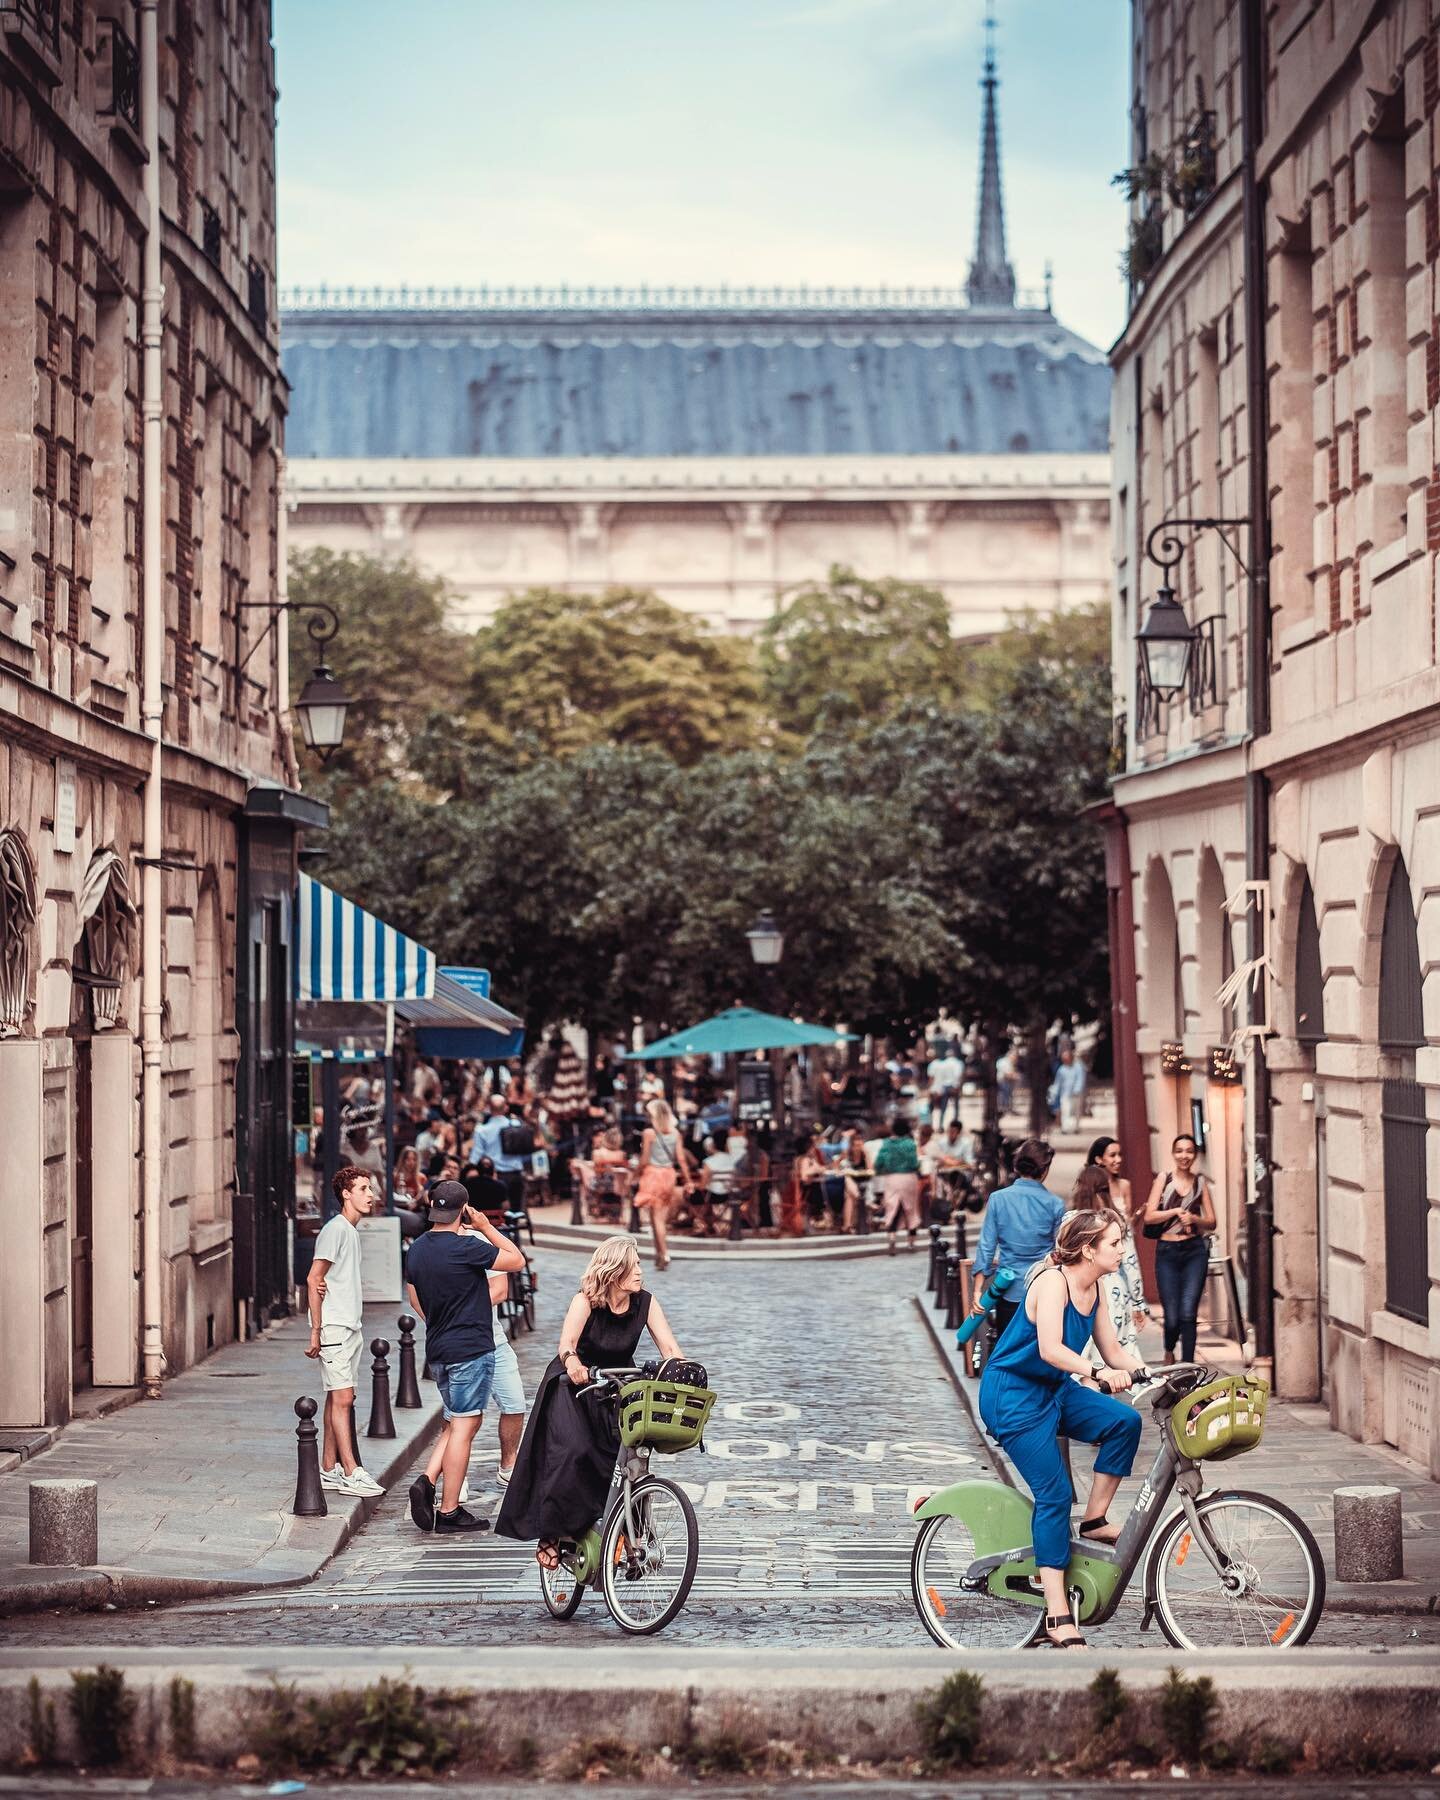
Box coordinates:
[300,554,1114,1045]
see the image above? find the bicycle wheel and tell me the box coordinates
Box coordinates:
[911,1514,1044,1650]
[521,1272,536,1333]
[539,1558,587,1620]
[599,1475,699,1635]
[1150,1490,1326,1650]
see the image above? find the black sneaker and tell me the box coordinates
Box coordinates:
[408,1474,435,1533]
[433,1504,490,1534]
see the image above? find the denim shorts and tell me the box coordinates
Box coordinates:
[489,1335,526,1415]
[432,1350,495,1420]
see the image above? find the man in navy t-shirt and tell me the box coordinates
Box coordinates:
[405,1180,524,1533]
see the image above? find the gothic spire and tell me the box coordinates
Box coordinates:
[966,9,1017,309]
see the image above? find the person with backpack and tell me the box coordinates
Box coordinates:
[470,1092,532,1212]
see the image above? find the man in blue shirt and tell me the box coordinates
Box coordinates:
[971,1138,1067,1341]
[469,1093,528,1210]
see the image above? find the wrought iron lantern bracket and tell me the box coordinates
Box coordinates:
[235,598,339,673]
[1145,515,1256,583]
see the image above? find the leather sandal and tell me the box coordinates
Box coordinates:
[1078,1514,1113,1540]
[1044,1612,1087,1647]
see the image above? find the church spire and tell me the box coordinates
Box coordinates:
[966,9,1017,310]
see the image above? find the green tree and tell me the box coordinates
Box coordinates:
[759,565,965,740]
[287,548,464,777]
[465,587,763,765]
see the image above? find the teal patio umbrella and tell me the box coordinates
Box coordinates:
[629,1005,850,1060]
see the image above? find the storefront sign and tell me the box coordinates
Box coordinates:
[1160,1040,1191,1074]
[1208,1045,1242,1084]
[357,1215,404,1303]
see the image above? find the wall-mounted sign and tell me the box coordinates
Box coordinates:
[1208,1045,1242,1085]
[54,759,76,855]
[1160,1040,1191,1075]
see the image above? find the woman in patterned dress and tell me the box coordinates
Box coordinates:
[1072,1141,1151,1358]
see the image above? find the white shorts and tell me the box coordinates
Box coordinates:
[489,1334,526,1416]
[319,1324,365,1394]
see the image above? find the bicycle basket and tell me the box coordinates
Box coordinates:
[618,1377,716,1453]
[1170,1374,1269,1461]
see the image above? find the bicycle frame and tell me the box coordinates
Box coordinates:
[555,1367,650,1585]
[915,1392,1233,1628]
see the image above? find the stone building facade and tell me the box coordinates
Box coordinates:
[1,1,316,1430]
[1106,0,1440,1474]
[280,38,1113,639]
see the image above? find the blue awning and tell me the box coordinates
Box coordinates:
[295,873,434,1003]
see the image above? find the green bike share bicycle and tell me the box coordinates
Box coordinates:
[539,1365,716,1635]
[912,1363,1326,1650]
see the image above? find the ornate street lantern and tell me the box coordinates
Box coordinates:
[295,662,350,760]
[1137,586,1198,699]
[745,909,785,967]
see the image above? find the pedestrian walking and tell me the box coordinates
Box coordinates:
[305,1167,384,1497]
[495,1235,689,1571]
[634,1098,694,1271]
[874,1116,922,1253]
[1048,1046,1088,1134]
[403,1179,525,1534]
[927,1042,963,1130]
[1070,1156,1149,1360]
[977,1210,1145,1648]
[469,1093,530,1211]
[1142,1133,1216,1364]
[970,1138,1067,1342]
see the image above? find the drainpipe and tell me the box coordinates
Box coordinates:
[1240,0,1275,1374]
[139,0,165,1396]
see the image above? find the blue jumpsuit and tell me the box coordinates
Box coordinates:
[978,1273,1142,1569]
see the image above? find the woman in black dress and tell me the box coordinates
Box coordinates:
[495,1234,686,1569]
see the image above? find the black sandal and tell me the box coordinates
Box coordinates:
[1078,1514,1115,1541]
[1044,1612,1088,1647]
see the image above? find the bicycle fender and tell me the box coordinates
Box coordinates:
[912,1480,1033,1556]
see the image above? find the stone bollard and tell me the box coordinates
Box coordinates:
[366,1338,396,1439]
[926,1225,943,1293]
[395,1315,423,1409]
[944,1251,962,1330]
[29,1479,98,1566]
[292,1397,327,1518]
[1333,1484,1404,1582]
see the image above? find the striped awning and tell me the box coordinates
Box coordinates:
[295,873,435,1003]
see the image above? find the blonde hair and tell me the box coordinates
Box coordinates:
[580,1234,642,1308]
[646,1097,675,1134]
[1053,1209,1123,1265]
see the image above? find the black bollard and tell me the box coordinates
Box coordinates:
[944,1252,962,1331]
[570,1181,584,1226]
[367,1338,396,1439]
[952,1213,968,1261]
[926,1225,943,1293]
[933,1235,950,1310]
[728,1193,743,1241]
[395,1315,422,1409]
[292,1396,327,1517]
[626,1196,641,1237]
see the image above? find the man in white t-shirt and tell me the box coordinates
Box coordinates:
[928,1047,963,1129]
[306,1165,384,1497]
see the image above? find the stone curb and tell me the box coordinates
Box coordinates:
[0,1403,442,1619]
[0,1647,1436,1771]
[912,1291,1439,1619]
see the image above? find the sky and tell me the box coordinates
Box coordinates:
[273,0,1132,350]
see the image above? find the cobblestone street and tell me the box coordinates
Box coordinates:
[5,1245,1439,1652]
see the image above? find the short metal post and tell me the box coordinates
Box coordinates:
[944,1251,962,1330]
[728,1193,743,1240]
[627,1197,641,1236]
[933,1235,950,1310]
[570,1179,584,1226]
[953,1213,968,1260]
[926,1225,943,1293]
[395,1315,422,1409]
[292,1397,327,1517]
[366,1339,396,1439]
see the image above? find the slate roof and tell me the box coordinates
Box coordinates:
[280,297,1111,460]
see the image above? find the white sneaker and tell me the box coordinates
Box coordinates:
[319,1464,346,1491]
[496,1465,513,1488]
[336,1466,384,1497]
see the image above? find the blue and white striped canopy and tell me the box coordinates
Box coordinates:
[295,873,435,1003]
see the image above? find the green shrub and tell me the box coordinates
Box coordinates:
[1249,1737,1294,1775]
[69,1666,135,1767]
[167,1677,197,1762]
[26,1677,58,1766]
[252,1677,467,1779]
[1158,1666,1216,1763]
[915,1670,985,1767]
[1089,1667,1130,1733]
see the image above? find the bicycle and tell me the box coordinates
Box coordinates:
[495,1208,536,1339]
[539,1365,715,1635]
[911,1363,1325,1651]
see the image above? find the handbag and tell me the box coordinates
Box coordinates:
[1143,1176,1206,1240]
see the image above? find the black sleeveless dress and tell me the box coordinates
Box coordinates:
[494,1290,654,1543]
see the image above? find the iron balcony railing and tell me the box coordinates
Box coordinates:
[278,282,1055,315]
[102,17,141,133]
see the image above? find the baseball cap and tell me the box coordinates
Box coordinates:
[427,1179,468,1218]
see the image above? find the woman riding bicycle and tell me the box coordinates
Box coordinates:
[978,1209,1146,1648]
[494,1235,686,1572]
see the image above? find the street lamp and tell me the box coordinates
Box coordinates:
[746,909,785,967]
[238,597,351,761]
[1136,585,1198,699]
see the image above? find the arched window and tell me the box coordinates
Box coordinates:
[1294,875,1325,1047]
[1145,860,1183,1040]
[1379,857,1426,1323]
